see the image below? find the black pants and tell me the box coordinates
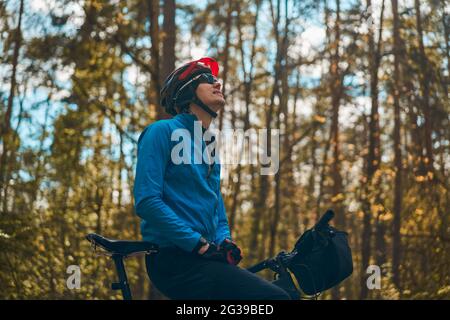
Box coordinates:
[145,247,291,300]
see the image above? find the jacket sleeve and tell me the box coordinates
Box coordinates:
[214,191,232,244]
[133,122,201,252]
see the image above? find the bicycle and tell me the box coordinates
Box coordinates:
[86,209,349,300]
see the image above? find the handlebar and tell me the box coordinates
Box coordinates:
[247,259,270,274]
[315,209,335,230]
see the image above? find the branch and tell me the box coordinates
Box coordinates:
[112,34,154,76]
[279,122,319,166]
[226,56,320,97]
[72,75,137,144]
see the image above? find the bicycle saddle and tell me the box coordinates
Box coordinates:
[86,233,159,256]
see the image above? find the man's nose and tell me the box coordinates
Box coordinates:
[213,81,221,91]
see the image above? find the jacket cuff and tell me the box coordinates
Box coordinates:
[180,233,203,253]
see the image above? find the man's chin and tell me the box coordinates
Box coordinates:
[211,99,226,112]
[218,98,226,108]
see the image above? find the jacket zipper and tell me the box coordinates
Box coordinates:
[203,139,219,238]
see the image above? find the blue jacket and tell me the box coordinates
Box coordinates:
[133,113,231,252]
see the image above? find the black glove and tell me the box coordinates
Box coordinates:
[219,239,242,265]
[201,242,229,263]
[193,237,227,263]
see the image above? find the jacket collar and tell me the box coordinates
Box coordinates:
[174,113,198,133]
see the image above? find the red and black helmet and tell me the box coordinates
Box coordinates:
[160,57,220,117]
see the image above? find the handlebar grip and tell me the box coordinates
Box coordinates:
[315,209,335,229]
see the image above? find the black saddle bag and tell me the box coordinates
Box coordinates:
[288,227,353,295]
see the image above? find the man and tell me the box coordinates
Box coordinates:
[133,57,290,300]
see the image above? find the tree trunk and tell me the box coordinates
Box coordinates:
[161,0,176,81]
[361,0,385,300]
[159,0,175,120]
[0,0,24,208]
[269,0,289,259]
[391,0,403,291]
[249,0,281,263]
[414,0,434,174]
[218,0,234,131]
[329,0,344,299]
[229,0,260,233]
[148,0,163,119]
[441,1,449,95]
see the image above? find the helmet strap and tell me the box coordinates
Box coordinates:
[191,95,218,118]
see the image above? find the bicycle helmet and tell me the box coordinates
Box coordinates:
[160,57,220,117]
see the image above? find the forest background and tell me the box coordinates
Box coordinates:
[0,0,448,299]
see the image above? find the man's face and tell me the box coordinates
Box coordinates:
[195,76,225,112]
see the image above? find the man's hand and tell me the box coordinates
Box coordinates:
[197,242,210,255]
[193,237,243,265]
[219,239,242,265]
[193,237,227,263]
[199,242,229,262]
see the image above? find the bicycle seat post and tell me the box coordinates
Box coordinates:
[111,254,132,300]
[86,233,158,300]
